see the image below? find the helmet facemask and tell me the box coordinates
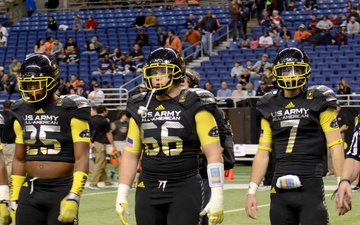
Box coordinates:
[273,62,311,90]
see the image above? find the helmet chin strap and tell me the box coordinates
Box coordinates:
[137,89,156,116]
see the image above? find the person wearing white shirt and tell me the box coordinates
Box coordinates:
[316,15,333,31]
[0,32,7,46]
[347,16,360,34]
[243,83,256,97]
[0,23,8,38]
[259,30,274,48]
[230,60,244,78]
[232,83,245,105]
[87,84,105,106]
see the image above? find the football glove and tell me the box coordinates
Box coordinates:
[200,186,224,225]
[116,184,131,225]
[58,193,79,223]
[8,201,17,222]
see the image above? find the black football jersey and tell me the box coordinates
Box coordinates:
[257,85,337,178]
[11,95,90,163]
[126,88,217,180]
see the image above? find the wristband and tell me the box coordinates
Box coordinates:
[0,185,9,201]
[338,179,351,186]
[70,171,88,197]
[10,175,25,201]
[248,182,259,195]
[207,163,224,188]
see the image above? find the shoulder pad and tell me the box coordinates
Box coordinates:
[0,114,4,126]
[256,92,275,108]
[126,92,148,122]
[187,88,216,105]
[11,99,27,111]
[307,85,337,102]
[256,92,275,120]
[58,94,91,109]
[127,92,148,105]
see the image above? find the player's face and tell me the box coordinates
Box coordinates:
[21,80,46,101]
[149,67,171,89]
[279,66,304,76]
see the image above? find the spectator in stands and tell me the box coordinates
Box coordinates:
[245,59,253,70]
[261,67,276,89]
[184,13,198,30]
[174,0,186,7]
[255,0,267,23]
[64,37,77,53]
[239,3,249,35]
[144,9,157,28]
[341,14,348,28]
[0,32,6,46]
[270,10,282,29]
[129,83,147,97]
[199,10,219,56]
[216,81,232,105]
[237,34,250,48]
[109,47,121,62]
[304,0,317,12]
[239,68,251,88]
[251,54,271,79]
[76,85,87,98]
[307,14,319,30]
[250,34,259,49]
[330,14,339,26]
[60,79,72,95]
[0,23,8,38]
[34,38,45,54]
[57,47,67,64]
[304,27,322,46]
[165,30,182,53]
[203,80,217,96]
[78,79,90,95]
[9,57,21,79]
[70,74,80,89]
[232,83,245,105]
[286,0,297,11]
[337,78,352,101]
[87,83,104,106]
[321,29,334,45]
[128,44,144,68]
[316,15,333,31]
[83,35,105,54]
[85,16,98,31]
[93,53,115,76]
[347,16,360,34]
[135,29,149,47]
[73,14,84,31]
[259,30,273,48]
[133,11,146,28]
[44,36,54,55]
[334,26,348,45]
[270,27,281,44]
[243,82,256,97]
[183,25,201,58]
[259,11,271,28]
[66,47,80,63]
[293,24,312,42]
[47,16,58,31]
[343,1,353,14]
[1,73,15,95]
[90,77,99,92]
[197,15,204,30]
[279,24,292,40]
[156,27,167,46]
[347,7,359,22]
[230,60,243,78]
[229,0,242,42]
[51,38,63,55]
[256,81,270,96]
[26,0,37,17]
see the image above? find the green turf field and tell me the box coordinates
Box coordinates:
[77,163,360,225]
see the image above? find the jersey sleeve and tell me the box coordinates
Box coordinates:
[14,120,24,144]
[195,110,220,146]
[319,108,339,133]
[307,85,337,112]
[71,117,90,143]
[258,118,273,152]
[124,117,142,154]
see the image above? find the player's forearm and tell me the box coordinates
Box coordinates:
[73,142,90,174]
[250,150,270,185]
[106,132,115,147]
[118,150,140,186]
[330,143,345,177]
[340,158,360,182]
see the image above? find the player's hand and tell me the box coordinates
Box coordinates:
[200,186,224,225]
[245,194,258,219]
[0,201,11,225]
[58,193,79,223]
[336,182,353,216]
[116,184,131,225]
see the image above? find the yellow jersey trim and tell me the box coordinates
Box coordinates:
[124,117,142,153]
[71,118,90,143]
[14,120,24,144]
[195,110,220,146]
[320,108,339,133]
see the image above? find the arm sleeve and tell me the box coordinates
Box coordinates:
[71,117,90,143]
[320,108,339,133]
[14,120,24,144]
[124,117,142,154]
[258,118,272,151]
[195,110,220,146]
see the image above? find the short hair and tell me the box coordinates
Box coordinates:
[96,105,107,114]
[117,110,127,119]
[3,100,11,110]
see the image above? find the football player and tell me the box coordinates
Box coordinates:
[245,47,345,225]
[9,54,91,225]
[115,47,224,225]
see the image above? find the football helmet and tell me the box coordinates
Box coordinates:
[143,47,185,92]
[272,47,311,90]
[18,54,60,103]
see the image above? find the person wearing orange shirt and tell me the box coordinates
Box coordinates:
[183,26,201,58]
[165,30,182,53]
[43,36,54,55]
[144,9,157,28]
[293,24,311,42]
